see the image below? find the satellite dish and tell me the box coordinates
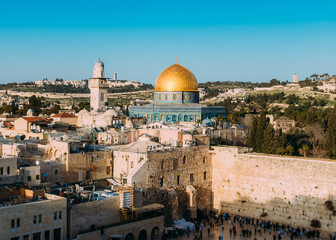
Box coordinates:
[20,135,26,141]
[19,159,23,164]
[36,161,40,166]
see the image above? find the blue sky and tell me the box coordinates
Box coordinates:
[1,1,336,84]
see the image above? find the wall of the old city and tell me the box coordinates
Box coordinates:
[212,146,336,233]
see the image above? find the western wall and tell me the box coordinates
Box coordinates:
[212,146,336,232]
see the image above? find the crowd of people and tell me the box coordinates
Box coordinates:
[170,211,336,240]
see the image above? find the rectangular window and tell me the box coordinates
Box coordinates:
[204,171,207,180]
[160,177,163,187]
[36,175,40,180]
[33,232,41,240]
[44,231,50,240]
[27,176,32,181]
[38,214,42,223]
[33,215,37,224]
[54,212,57,220]
[11,219,15,229]
[177,175,180,185]
[54,169,58,175]
[7,166,10,174]
[53,228,61,240]
[0,167,3,175]
[190,173,194,182]
[59,211,62,220]
[106,166,111,175]
[17,218,20,228]
[23,235,29,240]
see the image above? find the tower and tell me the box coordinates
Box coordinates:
[89,58,109,112]
[293,74,298,83]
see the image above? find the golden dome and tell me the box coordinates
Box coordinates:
[155,64,198,92]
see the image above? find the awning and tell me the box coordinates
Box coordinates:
[133,203,164,214]
[174,225,186,230]
[107,178,121,185]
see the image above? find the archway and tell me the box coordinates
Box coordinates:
[151,227,159,240]
[53,149,58,159]
[138,229,147,240]
[125,233,135,240]
[47,149,53,159]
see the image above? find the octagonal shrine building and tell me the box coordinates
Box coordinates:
[129,61,226,123]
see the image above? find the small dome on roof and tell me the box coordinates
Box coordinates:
[78,108,89,115]
[27,109,34,113]
[201,118,214,127]
[103,109,118,117]
[94,58,104,68]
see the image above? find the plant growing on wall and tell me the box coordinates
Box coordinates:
[310,219,321,228]
[324,200,334,211]
[260,212,268,217]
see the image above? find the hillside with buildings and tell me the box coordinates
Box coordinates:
[1,60,336,240]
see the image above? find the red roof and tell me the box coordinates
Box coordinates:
[52,112,77,118]
[3,121,14,127]
[22,117,50,123]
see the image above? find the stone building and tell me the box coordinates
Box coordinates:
[51,112,78,126]
[0,186,67,240]
[272,116,296,132]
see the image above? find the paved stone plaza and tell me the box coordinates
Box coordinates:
[173,217,334,240]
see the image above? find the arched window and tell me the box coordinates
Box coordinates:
[184,115,188,122]
[183,156,186,164]
[203,156,206,164]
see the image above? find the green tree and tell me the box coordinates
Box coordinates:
[248,112,276,153]
[28,95,42,115]
[325,104,336,158]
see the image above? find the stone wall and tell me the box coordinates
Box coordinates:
[212,146,336,233]
[76,215,164,240]
[145,145,212,219]
[69,196,120,239]
[67,151,113,182]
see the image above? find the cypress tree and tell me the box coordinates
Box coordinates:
[325,104,336,158]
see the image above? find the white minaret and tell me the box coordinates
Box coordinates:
[89,58,109,112]
[293,74,298,83]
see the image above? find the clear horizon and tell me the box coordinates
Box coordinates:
[1,0,336,84]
